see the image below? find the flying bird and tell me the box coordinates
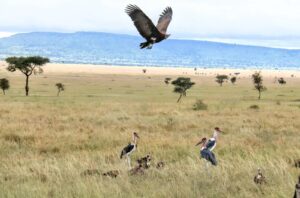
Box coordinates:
[125,5,173,49]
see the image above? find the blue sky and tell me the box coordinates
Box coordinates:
[1,0,300,48]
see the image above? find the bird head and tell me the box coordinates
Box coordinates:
[165,34,171,39]
[195,137,207,146]
[133,132,140,138]
[214,127,223,133]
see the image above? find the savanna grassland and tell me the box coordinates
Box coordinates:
[0,66,299,198]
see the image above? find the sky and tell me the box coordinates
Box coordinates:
[1,0,300,48]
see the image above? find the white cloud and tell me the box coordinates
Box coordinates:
[0,32,16,38]
[1,0,300,39]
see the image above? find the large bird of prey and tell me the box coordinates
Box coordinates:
[125,5,173,49]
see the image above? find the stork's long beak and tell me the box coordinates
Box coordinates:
[216,129,224,133]
[195,139,204,146]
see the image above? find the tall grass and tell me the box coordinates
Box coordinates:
[0,70,299,197]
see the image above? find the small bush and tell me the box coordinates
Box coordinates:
[4,134,21,144]
[163,117,178,131]
[278,77,286,85]
[4,134,35,145]
[249,105,259,109]
[193,100,208,111]
[39,147,60,154]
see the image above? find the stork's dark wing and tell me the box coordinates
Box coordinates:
[156,7,173,34]
[125,5,159,39]
[206,139,216,150]
[120,143,134,159]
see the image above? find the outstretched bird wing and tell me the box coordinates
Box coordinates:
[125,5,159,40]
[156,7,173,34]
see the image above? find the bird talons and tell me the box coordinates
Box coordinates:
[146,45,153,49]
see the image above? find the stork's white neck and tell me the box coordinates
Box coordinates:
[132,135,137,145]
[212,130,219,140]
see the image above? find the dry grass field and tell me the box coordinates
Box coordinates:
[0,66,299,197]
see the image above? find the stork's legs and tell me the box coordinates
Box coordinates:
[126,155,131,169]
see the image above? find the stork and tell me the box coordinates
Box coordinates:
[206,127,223,151]
[196,137,217,166]
[120,132,139,168]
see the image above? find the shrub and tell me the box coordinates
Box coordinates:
[4,134,21,144]
[55,83,65,96]
[193,100,208,111]
[249,105,259,110]
[0,78,10,95]
[164,77,172,85]
[278,77,286,85]
[230,77,237,85]
[216,74,228,86]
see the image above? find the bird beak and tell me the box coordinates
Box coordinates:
[216,129,224,133]
[195,139,204,146]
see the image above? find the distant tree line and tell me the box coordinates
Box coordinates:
[1,56,287,103]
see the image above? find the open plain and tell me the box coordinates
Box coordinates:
[0,62,299,197]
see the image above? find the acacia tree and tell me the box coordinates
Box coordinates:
[56,83,65,96]
[0,78,9,95]
[164,77,172,85]
[252,72,266,100]
[171,77,195,103]
[278,77,286,85]
[216,75,228,86]
[6,56,49,96]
